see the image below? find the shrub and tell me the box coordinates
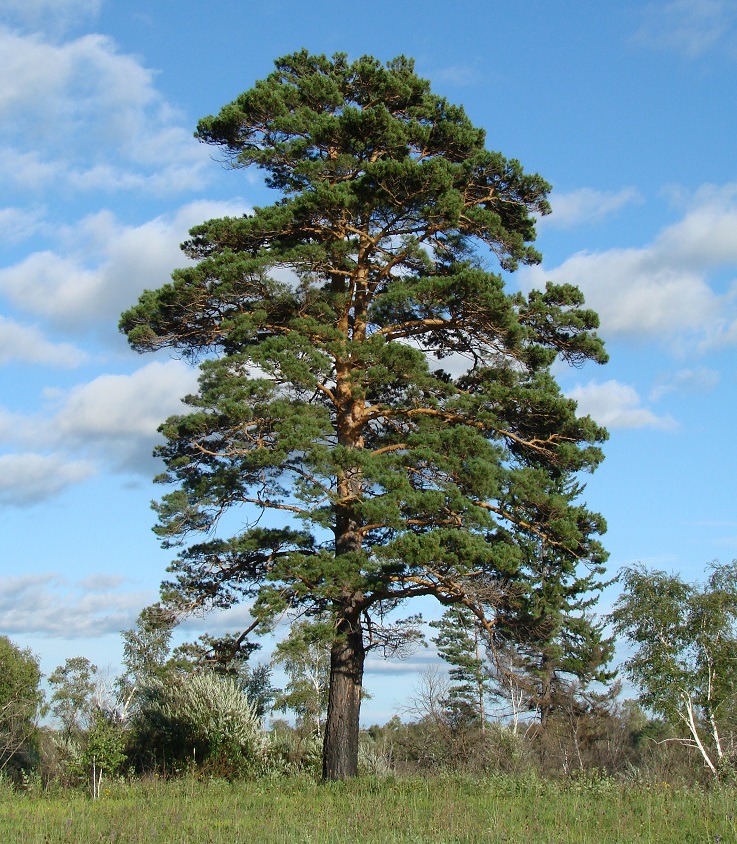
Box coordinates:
[131,671,267,776]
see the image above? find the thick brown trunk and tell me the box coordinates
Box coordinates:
[322,615,365,780]
[323,255,369,780]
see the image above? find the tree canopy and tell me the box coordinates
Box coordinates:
[0,636,43,774]
[48,656,98,738]
[120,51,608,779]
[610,562,737,776]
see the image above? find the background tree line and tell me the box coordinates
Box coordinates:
[3,557,737,790]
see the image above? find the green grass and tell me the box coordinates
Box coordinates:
[1,774,735,843]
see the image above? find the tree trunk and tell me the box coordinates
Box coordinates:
[322,615,365,780]
[539,653,554,729]
[324,275,368,780]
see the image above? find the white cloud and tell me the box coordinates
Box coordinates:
[0,147,57,191]
[650,367,720,400]
[519,182,737,344]
[364,655,439,675]
[0,316,87,367]
[177,604,257,635]
[0,27,211,195]
[78,573,129,592]
[0,360,199,494]
[544,187,643,229]
[0,573,151,638]
[0,30,150,136]
[0,200,249,330]
[522,247,716,340]
[53,359,199,468]
[0,452,96,505]
[568,380,676,430]
[655,183,737,266]
[634,0,736,59]
[0,252,102,326]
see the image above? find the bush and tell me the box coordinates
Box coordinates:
[266,720,322,777]
[131,671,267,777]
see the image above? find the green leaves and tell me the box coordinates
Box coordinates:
[610,562,737,734]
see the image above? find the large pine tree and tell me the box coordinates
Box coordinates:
[120,51,608,779]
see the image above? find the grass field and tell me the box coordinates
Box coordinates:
[1,774,734,843]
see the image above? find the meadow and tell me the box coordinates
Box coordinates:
[1,774,734,844]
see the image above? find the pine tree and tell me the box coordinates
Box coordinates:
[430,606,490,731]
[491,474,614,726]
[120,51,608,779]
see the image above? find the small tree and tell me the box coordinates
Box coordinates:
[172,634,275,718]
[117,606,176,718]
[83,708,127,798]
[490,474,614,727]
[431,606,491,731]
[48,657,98,738]
[120,51,608,778]
[610,561,737,776]
[485,642,535,735]
[272,619,331,738]
[132,672,267,774]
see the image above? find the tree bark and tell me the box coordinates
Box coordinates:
[323,291,368,779]
[322,613,365,780]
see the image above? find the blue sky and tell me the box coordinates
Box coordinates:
[1,0,737,724]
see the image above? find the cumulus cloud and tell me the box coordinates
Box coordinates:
[519,182,737,344]
[521,248,717,339]
[0,358,199,501]
[634,0,736,59]
[655,183,737,267]
[0,27,210,195]
[52,359,199,471]
[544,187,643,229]
[568,380,676,430]
[0,200,249,331]
[0,148,57,191]
[0,453,96,505]
[0,317,88,367]
[0,572,152,638]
